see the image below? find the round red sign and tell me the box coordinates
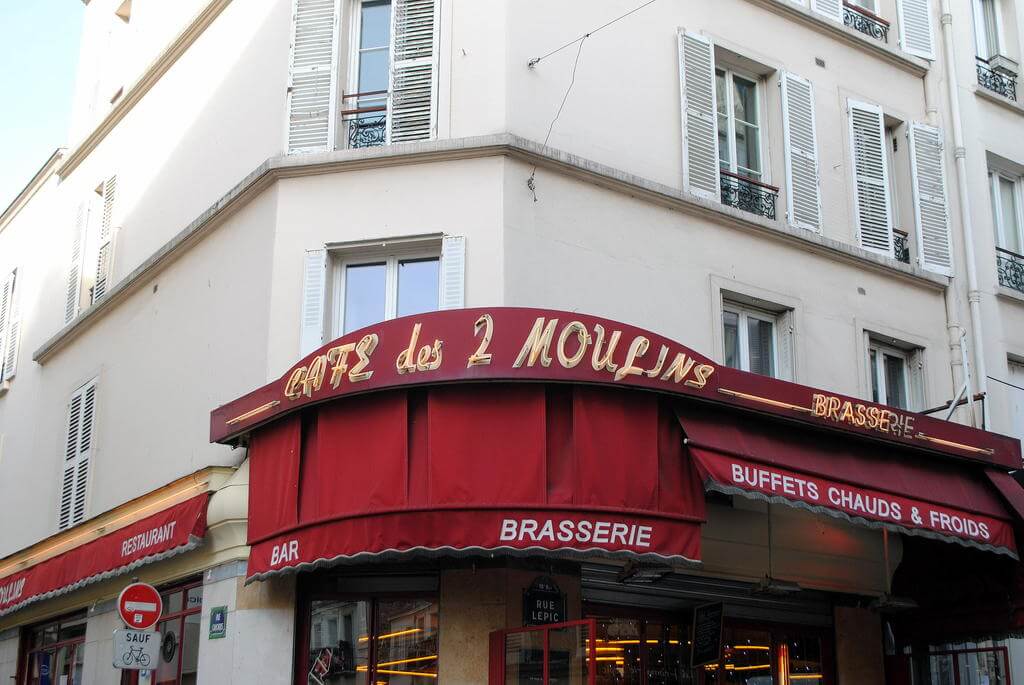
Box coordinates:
[117,582,163,630]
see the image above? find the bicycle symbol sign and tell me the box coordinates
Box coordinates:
[113,629,161,670]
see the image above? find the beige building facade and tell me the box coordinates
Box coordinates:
[0,0,1022,683]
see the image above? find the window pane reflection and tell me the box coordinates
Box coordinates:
[788,635,824,681]
[308,600,370,685]
[397,258,439,318]
[595,618,642,684]
[344,263,387,334]
[373,599,439,684]
[723,310,739,370]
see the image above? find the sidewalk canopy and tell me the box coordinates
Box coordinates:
[0,494,209,617]
[681,405,1021,558]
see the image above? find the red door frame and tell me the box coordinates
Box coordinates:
[489,618,598,685]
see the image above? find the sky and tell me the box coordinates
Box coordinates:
[0,0,84,212]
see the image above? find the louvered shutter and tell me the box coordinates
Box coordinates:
[92,176,116,303]
[848,100,894,255]
[286,0,340,153]
[898,0,935,59]
[811,0,843,22]
[2,271,19,381]
[59,381,96,530]
[300,249,326,356]
[65,202,89,324]
[908,123,953,275]
[438,235,465,310]
[387,0,439,143]
[677,31,720,200]
[0,272,12,380]
[781,72,823,232]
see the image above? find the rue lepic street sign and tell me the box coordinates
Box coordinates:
[113,628,161,670]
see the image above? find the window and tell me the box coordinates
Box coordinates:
[59,380,97,531]
[120,580,203,685]
[991,171,1023,255]
[300,235,464,356]
[65,176,117,323]
[869,341,911,409]
[974,0,1002,59]
[343,0,391,148]
[849,100,894,256]
[716,68,762,182]
[286,0,438,153]
[334,247,440,336]
[19,613,87,685]
[0,269,21,384]
[304,597,439,683]
[722,302,783,378]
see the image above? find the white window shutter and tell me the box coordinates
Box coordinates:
[0,272,13,380]
[2,271,19,381]
[811,0,843,22]
[59,381,96,530]
[65,202,89,324]
[781,72,823,232]
[387,0,439,143]
[678,31,720,200]
[286,0,340,153]
[777,310,796,382]
[439,235,465,310]
[92,175,116,303]
[908,122,953,275]
[898,0,936,59]
[848,100,894,255]
[300,249,326,356]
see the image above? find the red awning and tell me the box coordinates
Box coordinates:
[0,494,209,616]
[680,406,1020,558]
[245,385,706,581]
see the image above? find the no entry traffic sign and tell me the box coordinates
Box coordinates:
[117,582,162,630]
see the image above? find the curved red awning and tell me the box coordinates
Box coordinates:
[679,406,1020,558]
[245,384,706,581]
[0,494,209,617]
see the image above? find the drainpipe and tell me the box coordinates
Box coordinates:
[939,0,989,427]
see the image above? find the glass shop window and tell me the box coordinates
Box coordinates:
[20,613,87,685]
[698,626,830,684]
[306,597,439,684]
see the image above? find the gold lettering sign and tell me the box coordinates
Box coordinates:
[811,393,915,438]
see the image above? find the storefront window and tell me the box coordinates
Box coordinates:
[593,617,689,685]
[20,613,87,685]
[304,597,439,684]
[120,579,203,685]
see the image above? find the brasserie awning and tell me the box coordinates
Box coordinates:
[0,494,209,616]
[680,405,1021,558]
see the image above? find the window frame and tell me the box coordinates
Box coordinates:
[868,340,911,409]
[990,170,1024,255]
[18,611,88,685]
[722,301,781,377]
[341,0,392,147]
[715,66,766,183]
[329,241,442,338]
[295,585,440,685]
[973,0,1005,60]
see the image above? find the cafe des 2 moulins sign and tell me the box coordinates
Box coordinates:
[210,308,1018,468]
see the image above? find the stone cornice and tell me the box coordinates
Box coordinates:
[33,133,948,364]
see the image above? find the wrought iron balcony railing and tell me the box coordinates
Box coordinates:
[977,59,1018,101]
[893,229,910,264]
[341,90,387,149]
[720,171,778,220]
[997,247,1024,293]
[843,2,889,42]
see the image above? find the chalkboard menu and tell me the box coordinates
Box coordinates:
[523,576,566,626]
[691,602,724,667]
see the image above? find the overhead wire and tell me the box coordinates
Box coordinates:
[526,0,662,201]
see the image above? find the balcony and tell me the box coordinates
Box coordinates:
[977,58,1018,102]
[894,229,910,264]
[843,2,890,43]
[341,90,387,149]
[719,171,778,220]
[997,247,1024,293]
